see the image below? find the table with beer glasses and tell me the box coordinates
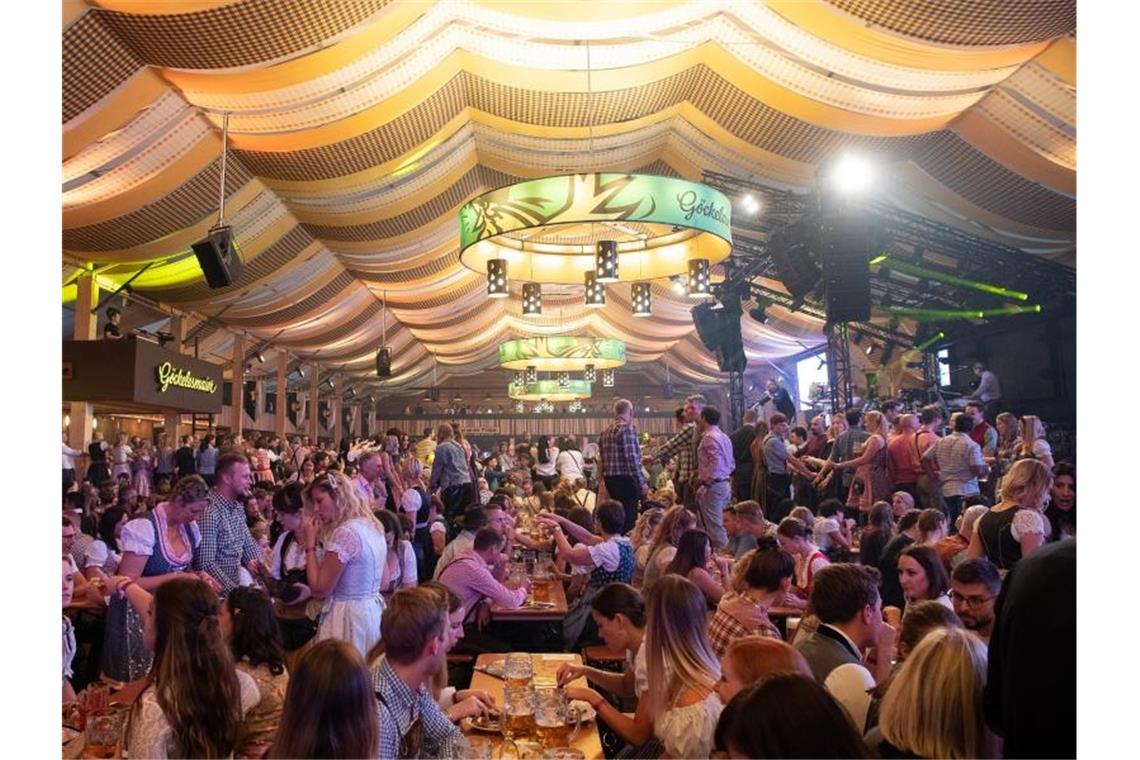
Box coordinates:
[465,653,603,759]
[491,551,570,623]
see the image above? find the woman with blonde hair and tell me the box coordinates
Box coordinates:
[296,471,387,656]
[833,410,893,514]
[640,505,696,591]
[1015,415,1055,469]
[631,506,665,587]
[569,575,723,758]
[968,458,1052,571]
[872,627,996,759]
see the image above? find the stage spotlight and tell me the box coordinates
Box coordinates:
[739,194,761,215]
[827,154,876,195]
[670,275,687,296]
[865,343,875,356]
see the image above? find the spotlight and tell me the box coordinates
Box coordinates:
[584,270,606,307]
[296,368,305,380]
[827,153,876,195]
[687,259,710,298]
[422,388,433,402]
[522,283,542,315]
[254,350,265,363]
[865,344,875,356]
[631,282,652,317]
[670,276,687,296]
[486,258,509,298]
[595,240,619,282]
[739,194,761,215]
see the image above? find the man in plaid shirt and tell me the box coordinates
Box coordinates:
[644,394,706,506]
[193,451,261,595]
[598,399,648,533]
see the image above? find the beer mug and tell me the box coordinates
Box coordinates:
[504,653,534,686]
[502,683,537,741]
[534,687,571,749]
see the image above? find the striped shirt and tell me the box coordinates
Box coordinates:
[651,422,697,485]
[438,550,526,620]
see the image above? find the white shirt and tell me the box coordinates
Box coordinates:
[818,625,875,730]
[63,444,83,469]
[556,450,586,483]
[586,535,632,572]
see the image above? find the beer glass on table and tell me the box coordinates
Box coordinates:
[502,683,536,741]
[504,652,534,687]
[534,687,572,750]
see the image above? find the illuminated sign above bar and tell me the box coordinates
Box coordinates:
[155,361,218,394]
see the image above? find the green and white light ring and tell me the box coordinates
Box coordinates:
[460,173,733,284]
[499,337,626,371]
[508,380,593,402]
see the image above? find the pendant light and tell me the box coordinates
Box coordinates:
[631,282,652,316]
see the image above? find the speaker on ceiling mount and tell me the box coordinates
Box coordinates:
[766,219,821,301]
[191,226,243,289]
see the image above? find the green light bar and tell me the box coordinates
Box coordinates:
[873,256,1029,301]
[914,331,946,352]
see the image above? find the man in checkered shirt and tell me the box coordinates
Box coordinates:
[193,451,261,594]
[598,398,648,534]
[643,394,706,506]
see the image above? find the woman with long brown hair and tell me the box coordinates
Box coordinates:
[113,577,258,758]
[267,639,379,759]
[221,587,289,758]
[639,505,696,592]
[296,471,387,656]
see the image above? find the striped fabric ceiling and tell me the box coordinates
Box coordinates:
[61,0,1076,391]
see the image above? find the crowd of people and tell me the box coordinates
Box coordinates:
[61,393,1075,758]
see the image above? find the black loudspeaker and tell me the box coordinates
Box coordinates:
[690,303,747,373]
[820,213,872,322]
[191,226,242,288]
[376,347,392,377]
[767,219,821,300]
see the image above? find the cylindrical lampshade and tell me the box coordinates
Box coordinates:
[585,270,606,307]
[631,282,652,316]
[512,370,526,387]
[558,371,571,389]
[687,258,710,298]
[595,240,619,282]
[584,364,597,383]
[525,365,538,384]
[603,369,615,388]
[522,282,542,314]
[487,258,509,298]
[514,400,525,413]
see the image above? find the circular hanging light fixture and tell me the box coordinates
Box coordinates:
[595,240,619,282]
[687,258,711,298]
[522,283,542,315]
[459,174,732,285]
[584,270,606,307]
[486,258,509,298]
[509,379,592,402]
[631,282,652,317]
[499,337,626,371]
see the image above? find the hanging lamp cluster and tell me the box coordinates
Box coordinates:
[462,173,731,315]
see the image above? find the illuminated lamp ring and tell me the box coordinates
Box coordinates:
[459,173,733,285]
[508,380,592,402]
[499,337,626,371]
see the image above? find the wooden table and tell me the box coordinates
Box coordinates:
[466,653,604,760]
[491,580,569,622]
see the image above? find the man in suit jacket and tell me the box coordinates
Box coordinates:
[795,564,896,730]
[728,408,758,501]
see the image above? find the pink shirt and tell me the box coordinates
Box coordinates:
[697,426,735,482]
[438,550,527,619]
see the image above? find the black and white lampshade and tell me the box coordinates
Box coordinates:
[525,365,538,384]
[522,282,542,314]
[584,364,597,382]
[512,370,526,387]
[687,258,710,298]
[487,258,509,298]
[585,270,606,307]
[514,400,525,413]
[558,371,571,389]
[602,369,615,388]
[595,240,619,282]
[631,282,652,316]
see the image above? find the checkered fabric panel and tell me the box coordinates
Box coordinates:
[305,165,514,242]
[917,133,1075,231]
[223,271,357,326]
[63,157,254,251]
[826,0,1075,47]
[690,67,931,163]
[158,225,315,302]
[62,12,143,123]
[275,300,384,348]
[97,0,392,70]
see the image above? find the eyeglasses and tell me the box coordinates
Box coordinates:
[949,591,995,609]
